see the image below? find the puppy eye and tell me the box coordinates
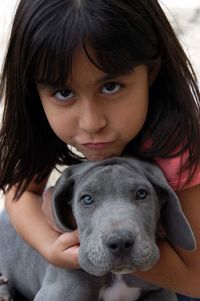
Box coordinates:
[80,195,94,206]
[135,189,148,200]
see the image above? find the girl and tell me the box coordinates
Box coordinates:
[0,0,200,300]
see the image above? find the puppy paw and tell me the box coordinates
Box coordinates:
[0,296,13,301]
[0,276,13,301]
[0,290,13,301]
[0,291,13,301]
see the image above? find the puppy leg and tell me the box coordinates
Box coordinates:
[33,269,102,301]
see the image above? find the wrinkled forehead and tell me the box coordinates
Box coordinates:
[75,164,151,195]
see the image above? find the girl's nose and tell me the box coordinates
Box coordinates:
[78,102,107,134]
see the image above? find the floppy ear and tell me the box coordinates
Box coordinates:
[52,162,92,232]
[52,168,75,232]
[142,161,196,251]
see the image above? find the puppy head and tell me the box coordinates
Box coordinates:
[52,157,196,275]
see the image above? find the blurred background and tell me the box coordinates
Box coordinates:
[0,0,200,209]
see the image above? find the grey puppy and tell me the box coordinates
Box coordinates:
[0,157,196,301]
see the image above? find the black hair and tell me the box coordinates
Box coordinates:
[0,0,200,196]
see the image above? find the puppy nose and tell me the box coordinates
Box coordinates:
[105,231,135,256]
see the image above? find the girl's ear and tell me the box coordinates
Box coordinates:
[148,59,161,86]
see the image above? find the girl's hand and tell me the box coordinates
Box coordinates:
[6,182,80,270]
[46,230,80,269]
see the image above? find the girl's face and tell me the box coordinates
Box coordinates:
[37,48,150,161]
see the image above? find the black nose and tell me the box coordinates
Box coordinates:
[105,231,135,256]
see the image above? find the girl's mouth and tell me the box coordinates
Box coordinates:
[82,142,114,150]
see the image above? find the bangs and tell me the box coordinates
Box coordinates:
[30,5,83,86]
[83,1,160,74]
[27,0,160,86]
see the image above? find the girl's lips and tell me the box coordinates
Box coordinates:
[82,141,113,150]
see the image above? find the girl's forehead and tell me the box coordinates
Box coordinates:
[38,46,136,88]
[68,47,132,83]
[35,43,135,86]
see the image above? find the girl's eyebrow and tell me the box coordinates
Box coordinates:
[37,70,134,89]
[37,82,64,90]
[95,70,134,85]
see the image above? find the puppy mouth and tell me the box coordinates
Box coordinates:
[111,265,136,274]
[84,239,159,276]
[87,253,136,275]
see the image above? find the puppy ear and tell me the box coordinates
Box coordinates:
[143,162,196,251]
[51,169,75,232]
[52,163,88,232]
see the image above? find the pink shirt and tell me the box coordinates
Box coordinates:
[154,154,200,191]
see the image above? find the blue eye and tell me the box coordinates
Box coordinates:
[135,189,148,200]
[80,195,94,206]
[102,82,121,95]
[54,89,75,101]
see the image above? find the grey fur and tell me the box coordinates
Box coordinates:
[0,157,195,300]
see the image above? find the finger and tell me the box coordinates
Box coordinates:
[64,245,80,269]
[43,186,54,202]
[58,230,80,248]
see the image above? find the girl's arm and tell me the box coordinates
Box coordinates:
[134,184,200,297]
[5,178,80,269]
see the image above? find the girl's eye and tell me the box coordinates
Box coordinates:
[101,82,121,95]
[54,89,75,101]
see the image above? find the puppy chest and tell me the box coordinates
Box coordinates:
[99,276,141,301]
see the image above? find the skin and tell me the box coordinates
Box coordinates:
[37,48,149,161]
[5,47,200,296]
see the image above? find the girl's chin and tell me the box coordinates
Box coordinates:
[70,144,124,161]
[83,151,121,161]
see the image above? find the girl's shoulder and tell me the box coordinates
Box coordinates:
[154,153,200,191]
